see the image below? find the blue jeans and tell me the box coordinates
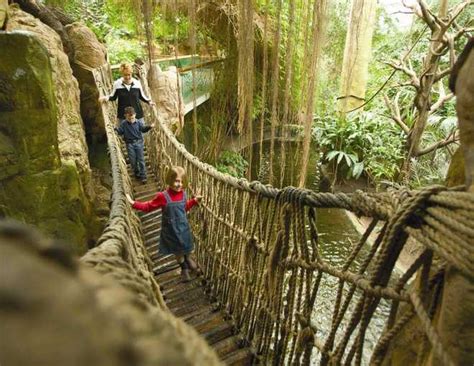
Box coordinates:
[126,140,146,179]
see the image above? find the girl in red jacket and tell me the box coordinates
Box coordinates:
[126,166,202,281]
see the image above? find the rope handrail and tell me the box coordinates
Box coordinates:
[98,63,472,365]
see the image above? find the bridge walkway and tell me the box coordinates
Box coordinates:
[126,148,254,365]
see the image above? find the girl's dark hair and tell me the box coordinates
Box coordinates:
[165,166,188,187]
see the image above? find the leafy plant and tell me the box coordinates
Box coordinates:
[326,150,364,179]
[215,150,249,178]
[313,112,404,185]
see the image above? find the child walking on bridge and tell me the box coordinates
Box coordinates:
[115,106,154,183]
[126,166,202,282]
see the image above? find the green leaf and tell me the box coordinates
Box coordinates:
[344,153,352,167]
[337,152,344,165]
[326,150,339,161]
[352,162,364,179]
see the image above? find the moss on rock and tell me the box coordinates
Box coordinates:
[0,32,60,178]
[0,31,98,255]
[0,162,90,254]
[445,147,465,187]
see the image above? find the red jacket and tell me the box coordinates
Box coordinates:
[132,188,198,212]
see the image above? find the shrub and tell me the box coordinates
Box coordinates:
[215,151,249,178]
[313,112,404,185]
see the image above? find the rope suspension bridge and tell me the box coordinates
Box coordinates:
[85,62,474,365]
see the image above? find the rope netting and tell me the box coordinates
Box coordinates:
[96,64,472,365]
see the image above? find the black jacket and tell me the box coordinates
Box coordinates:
[108,77,151,119]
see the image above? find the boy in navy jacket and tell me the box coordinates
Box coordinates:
[115,107,154,183]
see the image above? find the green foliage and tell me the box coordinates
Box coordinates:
[326,150,364,179]
[216,150,249,178]
[106,34,145,65]
[313,112,404,184]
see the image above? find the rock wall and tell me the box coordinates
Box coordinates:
[65,21,108,142]
[0,5,102,254]
[6,5,90,176]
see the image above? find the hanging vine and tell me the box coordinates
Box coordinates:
[279,0,296,187]
[268,0,282,185]
[259,0,270,177]
[236,0,255,177]
[299,0,328,187]
[188,0,198,153]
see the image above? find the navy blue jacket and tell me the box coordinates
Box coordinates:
[115,119,152,143]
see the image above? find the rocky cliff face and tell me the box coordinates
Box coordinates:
[65,21,108,142]
[0,4,104,254]
[6,5,90,176]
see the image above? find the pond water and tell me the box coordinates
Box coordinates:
[310,208,391,364]
[252,140,391,364]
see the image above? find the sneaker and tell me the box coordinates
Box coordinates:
[141,178,147,184]
[181,269,191,282]
[185,255,202,275]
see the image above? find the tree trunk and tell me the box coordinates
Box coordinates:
[279,0,296,187]
[338,0,377,114]
[402,0,449,179]
[236,0,254,179]
[142,0,154,68]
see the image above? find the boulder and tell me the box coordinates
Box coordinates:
[0,32,60,180]
[6,4,90,177]
[0,221,222,366]
[66,22,107,68]
[65,22,108,141]
[0,29,94,254]
[0,221,138,366]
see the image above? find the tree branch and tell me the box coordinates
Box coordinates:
[415,131,459,156]
[454,26,474,41]
[417,0,437,31]
[445,1,472,29]
[434,67,452,82]
[385,61,420,88]
[383,93,410,134]
[430,92,454,113]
